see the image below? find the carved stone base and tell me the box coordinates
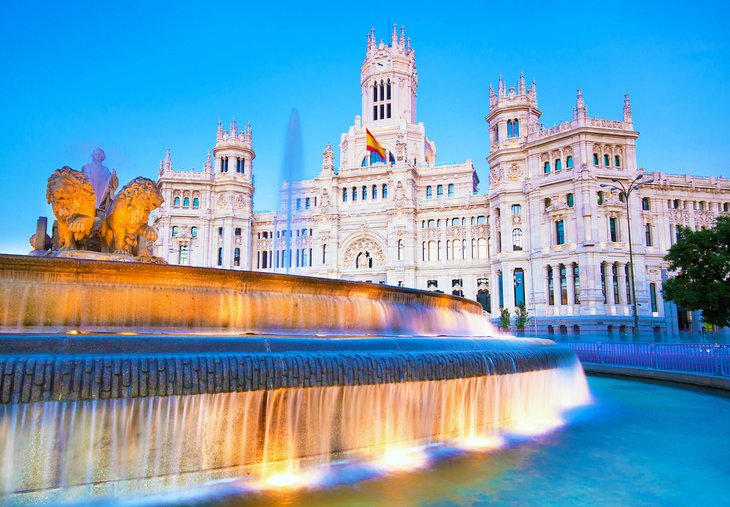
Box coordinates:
[27,249,167,264]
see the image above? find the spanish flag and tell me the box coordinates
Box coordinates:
[366,128,386,160]
[424,137,435,165]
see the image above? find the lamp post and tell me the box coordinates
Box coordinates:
[600,173,654,339]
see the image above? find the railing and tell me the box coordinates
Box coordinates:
[562,342,730,377]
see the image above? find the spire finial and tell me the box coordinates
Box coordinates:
[623,94,633,124]
[518,71,526,94]
[204,151,212,173]
[164,148,172,172]
[498,74,505,97]
[575,88,587,119]
[391,23,397,46]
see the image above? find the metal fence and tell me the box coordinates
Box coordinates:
[562,342,730,377]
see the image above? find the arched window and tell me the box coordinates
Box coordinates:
[512,228,523,251]
[447,183,454,197]
[172,226,179,237]
[397,239,404,260]
[507,120,513,138]
[513,119,519,137]
[428,219,436,228]
[192,197,199,208]
[296,198,301,210]
[555,159,562,171]
[451,217,459,226]
[362,186,367,201]
[437,185,443,198]
[352,187,357,201]
[234,248,241,267]
[614,155,621,167]
[567,193,574,207]
[342,188,348,202]
[382,184,388,198]
[603,154,610,166]
[183,196,190,207]
[593,153,599,165]
[511,204,521,215]
[544,161,551,174]
[545,197,552,209]
[477,215,486,224]
[191,226,197,238]
[372,185,377,200]
[566,155,574,168]
[597,192,604,205]
[428,241,437,261]
[642,197,650,210]
[173,196,180,207]
[426,186,433,199]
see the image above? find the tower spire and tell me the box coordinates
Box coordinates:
[623,94,633,124]
[391,23,397,46]
[575,88,588,119]
[230,117,238,135]
[498,74,505,97]
[518,71,526,95]
[217,118,223,139]
[164,148,172,172]
[399,25,406,50]
[204,151,212,173]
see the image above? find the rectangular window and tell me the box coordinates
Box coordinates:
[513,269,525,306]
[386,103,391,119]
[498,272,504,308]
[373,105,378,121]
[372,185,377,200]
[448,183,454,197]
[601,263,607,304]
[305,197,311,209]
[560,265,568,305]
[437,185,443,198]
[650,283,658,313]
[380,104,384,119]
[556,220,565,245]
[625,264,632,304]
[609,217,618,242]
[645,223,652,246]
[612,264,620,303]
[573,263,580,304]
[218,247,223,266]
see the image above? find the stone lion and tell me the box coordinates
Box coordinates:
[101,177,163,255]
[46,166,97,250]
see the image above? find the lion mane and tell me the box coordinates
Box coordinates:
[101,177,163,255]
[46,166,96,249]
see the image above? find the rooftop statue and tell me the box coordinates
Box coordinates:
[30,149,165,263]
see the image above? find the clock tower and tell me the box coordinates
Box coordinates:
[361,24,418,127]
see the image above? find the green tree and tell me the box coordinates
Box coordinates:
[514,304,530,330]
[498,307,511,330]
[662,215,730,327]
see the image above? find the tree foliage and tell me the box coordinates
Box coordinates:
[498,307,511,330]
[662,215,730,327]
[514,304,530,330]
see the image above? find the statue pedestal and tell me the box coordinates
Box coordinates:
[28,249,166,264]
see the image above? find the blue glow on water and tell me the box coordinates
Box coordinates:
[115,376,730,506]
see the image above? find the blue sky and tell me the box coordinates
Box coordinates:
[0,1,728,254]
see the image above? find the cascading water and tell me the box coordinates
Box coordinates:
[0,253,591,504]
[0,362,589,503]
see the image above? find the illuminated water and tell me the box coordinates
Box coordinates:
[129,376,729,506]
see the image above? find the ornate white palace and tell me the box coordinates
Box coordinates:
[152,26,730,339]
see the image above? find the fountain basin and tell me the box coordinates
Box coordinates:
[0,254,485,336]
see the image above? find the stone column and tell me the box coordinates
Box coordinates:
[543,264,551,316]
[606,262,616,311]
[616,263,626,313]
[566,263,575,313]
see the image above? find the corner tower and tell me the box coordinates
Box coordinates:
[362,25,417,126]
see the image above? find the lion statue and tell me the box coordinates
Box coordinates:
[46,167,97,250]
[101,177,163,255]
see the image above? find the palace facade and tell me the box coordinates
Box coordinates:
[152,26,730,339]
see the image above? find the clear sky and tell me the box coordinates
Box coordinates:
[1,1,728,254]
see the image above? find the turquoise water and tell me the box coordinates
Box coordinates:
[182,376,730,507]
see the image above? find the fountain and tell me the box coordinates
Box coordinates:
[0,152,590,504]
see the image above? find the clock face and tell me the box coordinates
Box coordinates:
[376,60,388,70]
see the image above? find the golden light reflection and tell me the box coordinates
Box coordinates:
[460,435,506,450]
[378,448,428,472]
[509,417,564,436]
[263,472,304,489]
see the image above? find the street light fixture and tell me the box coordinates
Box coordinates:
[600,172,654,339]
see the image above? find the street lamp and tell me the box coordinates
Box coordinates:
[600,173,654,339]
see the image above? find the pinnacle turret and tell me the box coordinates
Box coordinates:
[164,148,172,172]
[518,71,526,95]
[623,94,633,124]
[574,89,588,119]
